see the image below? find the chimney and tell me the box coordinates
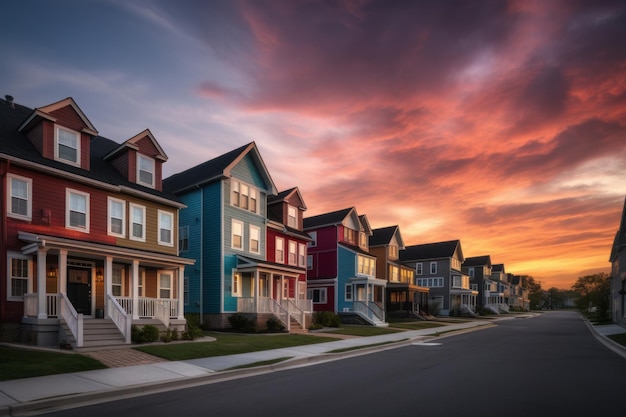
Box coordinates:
[5,95,14,109]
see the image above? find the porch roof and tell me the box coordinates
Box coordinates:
[387,282,429,293]
[18,231,195,268]
[450,288,479,295]
[236,255,305,276]
[348,275,387,287]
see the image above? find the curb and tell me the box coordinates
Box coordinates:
[583,320,626,360]
[0,324,494,416]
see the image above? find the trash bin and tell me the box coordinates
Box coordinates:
[96,309,104,318]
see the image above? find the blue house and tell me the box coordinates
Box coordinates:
[163,142,293,329]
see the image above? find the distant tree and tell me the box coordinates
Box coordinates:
[571,273,611,321]
[521,275,543,309]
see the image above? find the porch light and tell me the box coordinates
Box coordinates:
[96,270,104,282]
[47,266,57,278]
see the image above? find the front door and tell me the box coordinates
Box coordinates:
[67,266,92,315]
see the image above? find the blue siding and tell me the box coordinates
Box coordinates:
[231,154,267,190]
[337,246,356,312]
[179,190,202,314]
[203,181,223,313]
[223,254,238,312]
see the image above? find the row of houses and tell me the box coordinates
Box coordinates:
[610,197,626,325]
[0,96,529,348]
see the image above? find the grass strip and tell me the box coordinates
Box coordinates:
[0,346,107,381]
[135,332,339,361]
[607,333,626,347]
[327,339,407,354]
[386,322,446,331]
[225,357,292,370]
[324,326,403,337]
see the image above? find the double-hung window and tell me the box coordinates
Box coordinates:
[430,262,437,274]
[288,241,297,265]
[112,266,123,297]
[55,126,80,166]
[232,219,243,250]
[249,225,260,254]
[159,272,172,299]
[8,253,30,300]
[298,243,306,267]
[7,174,32,220]
[107,197,126,237]
[232,272,242,296]
[231,179,258,214]
[307,288,327,304]
[130,204,146,241]
[66,189,89,232]
[275,237,284,263]
[137,154,155,188]
[287,206,297,228]
[179,226,189,252]
[158,210,174,246]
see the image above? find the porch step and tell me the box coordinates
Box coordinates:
[60,318,128,351]
[288,317,309,334]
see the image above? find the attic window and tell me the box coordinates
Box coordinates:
[55,126,80,166]
[137,154,155,188]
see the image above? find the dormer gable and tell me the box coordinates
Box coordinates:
[18,97,98,170]
[267,187,307,230]
[104,129,167,191]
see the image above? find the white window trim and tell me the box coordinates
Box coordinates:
[231,219,244,250]
[416,262,423,275]
[345,284,353,301]
[137,154,155,188]
[249,225,261,254]
[430,262,437,274]
[308,288,327,304]
[231,179,259,214]
[275,237,285,263]
[287,205,297,228]
[298,243,306,268]
[138,268,145,297]
[54,125,81,167]
[158,271,173,299]
[308,231,317,247]
[158,210,174,247]
[130,203,146,242]
[232,272,242,297]
[288,241,297,266]
[112,265,125,297]
[7,252,31,301]
[66,188,90,233]
[107,197,126,238]
[7,174,32,221]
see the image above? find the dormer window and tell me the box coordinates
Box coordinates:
[137,154,155,188]
[287,205,297,228]
[55,126,80,166]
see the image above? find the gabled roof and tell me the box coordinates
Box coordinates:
[370,225,404,248]
[267,187,307,210]
[492,264,505,273]
[400,240,461,262]
[104,129,168,161]
[610,196,626,262]
[304,207,354,229]
[0,97,182,205]
[463,255,492,268]
[358,214,373,236]
[18,97,98,136]
[163,141,277,195]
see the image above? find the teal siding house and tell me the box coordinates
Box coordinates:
[164,142,280,328]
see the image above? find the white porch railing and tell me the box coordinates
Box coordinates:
[353,301,386,325]
[237,297,291,331]
[59,293,83,347]
[294,298,313,313]
[115,296,178,328]
[107,294,132,344]
[281,299,306,328]
[46,294,58,317]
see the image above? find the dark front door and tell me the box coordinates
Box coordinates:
[67,267,91,315]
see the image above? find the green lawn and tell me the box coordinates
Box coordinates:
[322,325,404,337]
[0,346,107,381]
[608,333,626,346]
[387,321,446,331]
[134,332,339,361]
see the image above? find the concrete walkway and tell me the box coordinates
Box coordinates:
[0,314,621,416]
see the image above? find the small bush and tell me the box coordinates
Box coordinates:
[228,313,258,332]
[313,311,341,328]
[132,324,161,343]
[161,327,180,343]
[266,315,286,333]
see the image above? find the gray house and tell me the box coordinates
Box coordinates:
[400,240,477,316]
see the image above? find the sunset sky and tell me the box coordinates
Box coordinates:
[2,0,625,289]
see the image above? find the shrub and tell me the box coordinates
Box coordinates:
[266,315,286,333]
[131,324,161,343]
[313,311,341,328]
[228,313,257,332]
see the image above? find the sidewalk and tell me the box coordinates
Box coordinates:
[0,319,495,416]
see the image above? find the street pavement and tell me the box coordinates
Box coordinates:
[0,314,623,416]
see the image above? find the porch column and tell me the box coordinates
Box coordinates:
[177,266,185,319]
[58,249,67,296]
[253,270,259,310]
[280,275,285,302]
[104,256,113,318]
[36,249,47,319]
[132,260,139,320]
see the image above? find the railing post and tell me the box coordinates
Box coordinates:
[77,313,84,347]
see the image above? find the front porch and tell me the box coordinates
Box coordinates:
[18,231,193,348]
[386,283,429,318]
[342,276,388,326]
[234,257,312,332]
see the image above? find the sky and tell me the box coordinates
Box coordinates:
[2,0,625,289]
